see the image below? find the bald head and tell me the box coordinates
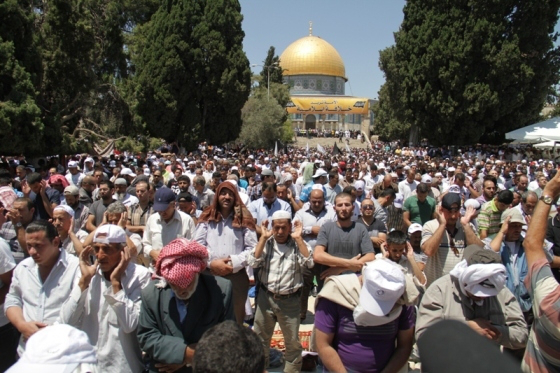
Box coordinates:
[310,189,324,199]
[82,176,96,192]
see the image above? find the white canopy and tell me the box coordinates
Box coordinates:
[506,117,560,142]
[534,140,560,149]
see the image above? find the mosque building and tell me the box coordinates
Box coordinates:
[279,23,375,137]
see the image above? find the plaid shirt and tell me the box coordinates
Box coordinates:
[247,237,313,295]
[0,222,25,263]
[127,202,154,227]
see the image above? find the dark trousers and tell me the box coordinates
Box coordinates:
[300,266,316,318]
[0,322,19,372]
[221,270,250,325]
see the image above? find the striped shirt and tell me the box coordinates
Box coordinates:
[522,258,560,373]
[247,237,313,295]
[477,200,502,238]
[421,219,468,287]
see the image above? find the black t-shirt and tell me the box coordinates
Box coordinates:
[356,218,387,254]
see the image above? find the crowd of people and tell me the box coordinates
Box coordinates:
[0,141,559,373]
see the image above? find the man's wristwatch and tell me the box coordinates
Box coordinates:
[540,195,554,205]
[15,222,22,228]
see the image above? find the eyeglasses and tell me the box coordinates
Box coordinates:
[449,236,460,257]
[362,205,374,210]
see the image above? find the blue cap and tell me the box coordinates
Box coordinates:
[153,187,176,212]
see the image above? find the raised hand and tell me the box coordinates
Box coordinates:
[261,220,273,239]
[436,205,447,226]
[110,246,132,293]
[291,220,303,239]
[460,205,476,225]
[79,246,98,291]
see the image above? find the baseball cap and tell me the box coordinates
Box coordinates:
[501,208,525,224]
[93,224,127,244]
[6,324,96,373]
[63,185,79,196]
[421,174,432,183]
[177,192,194,203]
[360,259,405,317]
[68,161,78,168]
[143,168,151,176]
[393,193,404,209]
[312,168,328,178]
[354,180,365,191]
[120,168,134,176]
[109,160,116,168]
[408,223,423,235]
[261,169,274,177]
[463,244,502,266]
[84,157,94,163]
[442,193,461,210]
[153,188,177,211]
[448,167,456,172]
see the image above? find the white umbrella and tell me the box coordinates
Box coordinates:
[506,117,560,142]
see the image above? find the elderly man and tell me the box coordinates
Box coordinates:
[142,188,196,267]
[63,185,89,233]
[416,244,528,350]
[248,211,313,373]
[5,221,80,355]
[192,175,215,211]
[372,174,398,199]
[421,193,484,286]
[194,182,257,324]
[114,178,139,208]
[60,225,151,372]
[293,189,336,320]
[515,191,538,236]
[51,205,88,255]
[315,259,415,373]
[138,238,234,373]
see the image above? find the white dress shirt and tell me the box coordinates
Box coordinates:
[193,214,258,272]
[59,262,151,373]
[4,249,80,354]
[142,210,195,259]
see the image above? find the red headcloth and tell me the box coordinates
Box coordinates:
[154,238,208,289]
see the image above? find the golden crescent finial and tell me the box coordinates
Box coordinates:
[309,21,313,36]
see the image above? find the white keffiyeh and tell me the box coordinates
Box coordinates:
[449,259,506,298]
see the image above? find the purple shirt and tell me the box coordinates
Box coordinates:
[314,298,415,373]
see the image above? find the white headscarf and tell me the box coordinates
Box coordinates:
[449,259,506,298]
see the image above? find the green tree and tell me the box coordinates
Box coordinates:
[259,46,283,89]
[0,0,43,154]
[132,0,251,149]
[238,89,286,149]
[377,0,560,145]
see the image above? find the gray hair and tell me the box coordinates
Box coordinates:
[106,201,127,214]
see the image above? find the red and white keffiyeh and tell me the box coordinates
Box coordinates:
[154,238,208,289]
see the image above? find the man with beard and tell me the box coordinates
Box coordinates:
[138,239,233,373]
[86,180,115,232]
[113,178,138,208]
[313,192,375,290]
[63,185,89,233]
[59,224,151,372]
[194,182,257,325]
[475,176,498,206]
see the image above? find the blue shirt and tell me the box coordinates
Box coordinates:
[248,197,291,226]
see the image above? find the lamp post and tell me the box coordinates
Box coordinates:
[252,62,280,100]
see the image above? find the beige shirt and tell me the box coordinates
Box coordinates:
[421,219,469,287]
[142,210,195,261]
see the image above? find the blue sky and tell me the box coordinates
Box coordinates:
[240,1,560,100]
[240,0,406,99]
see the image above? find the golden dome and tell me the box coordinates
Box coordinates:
[279,35,346,80]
